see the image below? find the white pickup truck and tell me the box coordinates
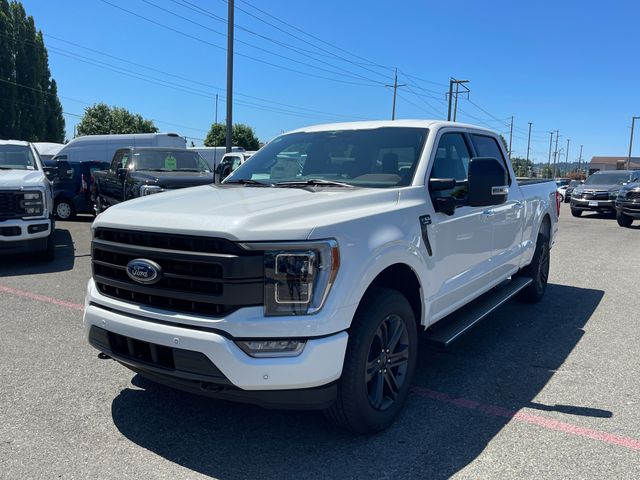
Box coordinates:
[83,120,559,433]
[1,140,56,260]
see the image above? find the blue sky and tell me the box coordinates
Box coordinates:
[19,0,640,163]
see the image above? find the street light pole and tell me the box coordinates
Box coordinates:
[547,131,554,179]
[628,116,639,169]
[578,144,583,176]
[526,122,532,163]
[225,0,234,154]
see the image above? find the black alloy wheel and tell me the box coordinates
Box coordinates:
[365,314,410,411]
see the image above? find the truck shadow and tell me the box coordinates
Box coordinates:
[110,283,603,480]
[0,228,75,276]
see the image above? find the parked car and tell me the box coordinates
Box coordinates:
[92,147,213,211]
[83,120,559,433]
[0,140,57,260]
[563,179,582,203]
[570,170,640,217]
[216,151,255,182]
[44,159,109,220]
[556,185,568,202]
[188,146,245,171]
[615,180,640,227]
[52,132,186,165]
[33,142,64,162]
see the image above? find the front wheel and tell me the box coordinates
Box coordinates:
[325,287,417,434]
[558,193,564,203]
[617,212,633,227]
[517,233,550,303]
[55,199,75,220]
[571,208,582,217]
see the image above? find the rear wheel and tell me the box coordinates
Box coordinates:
[325,287,417,434]
[558,193,564,203]
[55,199,75,220]
[616,212,633,227]
[571,208,582,217]
[517,233,550,303]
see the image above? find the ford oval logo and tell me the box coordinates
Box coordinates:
[126,259,162,284]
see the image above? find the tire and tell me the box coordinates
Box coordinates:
[558,194,564,203]
[517,233,550,303]
[571,208,582,217]
[616,212,633,227]
[564,196,570,204]
[325,287,417,434]
[37,231,56,262]
[54,199,75,220]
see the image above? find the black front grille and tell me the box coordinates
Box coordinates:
[0,192,21,220]
[92,228,264,317]
[583,191,609,200]
[627,191,640,200]
[0,226,21,236]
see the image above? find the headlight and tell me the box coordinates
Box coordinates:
[20,191,44,216]
[140,185,164,196]
[239,240,340,316]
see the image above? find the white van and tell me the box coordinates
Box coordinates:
[52,133,186,164]
[188,146,245,170]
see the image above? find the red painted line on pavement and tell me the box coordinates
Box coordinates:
[3,283,638,451]
[0,284,84,311]
[412,387,640,452]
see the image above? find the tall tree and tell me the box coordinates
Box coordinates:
[204,122,260,150]
[0,0,16,138]
[76,103,158,135]
[0,1,64,141]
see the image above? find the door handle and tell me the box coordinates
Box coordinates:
[515,201,525,209]
[482,209,496,216]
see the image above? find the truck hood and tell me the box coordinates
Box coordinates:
[95,185,400,241]
[0,169,47,189]
[131,170,214,188]
[577,184,627,193]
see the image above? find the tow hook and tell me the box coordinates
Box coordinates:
[97,352,111,360]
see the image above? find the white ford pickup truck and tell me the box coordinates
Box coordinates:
[1,140,55,260]
[83,120,559,433]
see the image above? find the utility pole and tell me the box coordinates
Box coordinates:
[553,130,560,178]
[508,116,514,157]
[225,0,234,154]
[526,122,533,163]
[547,131,554,179]
[628,116,640,169]
[447,78,469,122]
[578,144,583,176]
[386,68,405,120]
[565,138,570,177]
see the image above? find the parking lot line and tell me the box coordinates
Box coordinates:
[2,281,638,453]
[0,284,84,311]
[412,387,640,452]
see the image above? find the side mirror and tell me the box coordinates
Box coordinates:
[43,167,57,179]
[434,196,456,216]
[117,167,128,180]
[468,157,509,207]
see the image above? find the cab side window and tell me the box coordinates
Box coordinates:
[471,134,511,184]
[110,151,124,172]
[429,133,471,199]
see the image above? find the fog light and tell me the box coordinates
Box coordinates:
[236,339,306,358]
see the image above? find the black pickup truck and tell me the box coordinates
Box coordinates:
[92,147,213,212]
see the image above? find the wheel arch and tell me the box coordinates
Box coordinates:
[357,263,423,329]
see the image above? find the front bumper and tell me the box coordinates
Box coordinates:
[570,198,615,212]
[616,200,640,218]
[83,281,349,406]
[0,218,52,254]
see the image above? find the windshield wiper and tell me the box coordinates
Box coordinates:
[275,178,354,188]
[138,168,170,172]
[0,166,18,170]
[223,178,272,186]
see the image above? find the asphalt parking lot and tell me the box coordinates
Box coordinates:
[0,207,638,479]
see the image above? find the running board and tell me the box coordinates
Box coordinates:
[426,277,533,347]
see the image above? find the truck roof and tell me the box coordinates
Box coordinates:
[0,139,31,146]
[288,119,496,134]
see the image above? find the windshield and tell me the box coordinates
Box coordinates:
[568,180,581,187]
[0,145,38,170]
[133,150,211,172]
[224,127,429,188]
[584,172,630,185]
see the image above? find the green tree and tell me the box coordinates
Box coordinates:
[76,103,158,136]
[204,122,260,150]
[0,1,64,141]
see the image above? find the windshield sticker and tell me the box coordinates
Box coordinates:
[164,155,177,170]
